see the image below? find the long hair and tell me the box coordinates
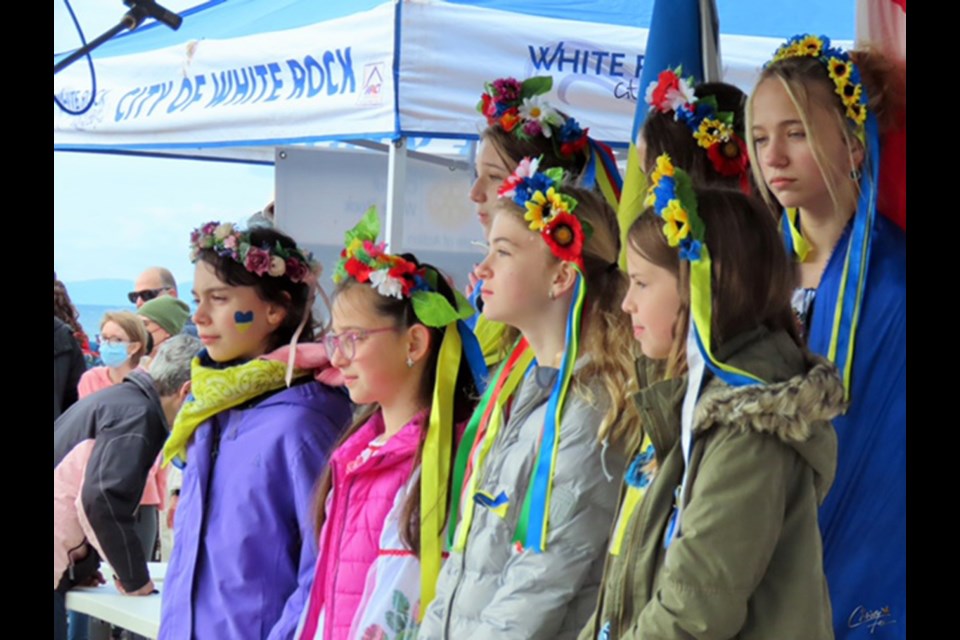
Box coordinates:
[311,257,478,554]
[54,278,83,336]
[496,185,643,446]
[627,189,801,380]
[195,227,315,351]
[482,124,589,180]
[642,82,753,192]
[746,49,904,216]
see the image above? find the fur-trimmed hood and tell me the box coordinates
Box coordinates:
[694,329,846,500]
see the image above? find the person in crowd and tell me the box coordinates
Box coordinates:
[637,68,753,193]
[420,163,637,639]
[55,275,101,369]
[296,208,483,640]
[54,316,85,421]
[54,335,201,640]
[138,295,191,359]
[159,221,353,640]
[580,156,843,640]
[77,311,148,398]
[130,266,198,336]
[747,35,906,637]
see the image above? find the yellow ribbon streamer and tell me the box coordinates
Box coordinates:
[785,208,812,263]
[474,314,508,368]
[452,345,535,552]
[617,143,649,270]
[690,249,765,384]
[609,433,653,556]
[419,324,461,619]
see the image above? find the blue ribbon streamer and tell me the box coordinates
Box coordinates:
[832,112,879,384]
[581,142,599,189]
[781,212,796,256]
[693,325,762,388]
[458,319,489,395]
[523,273,583,552]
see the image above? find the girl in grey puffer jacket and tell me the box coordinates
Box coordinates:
[420,167,641,640]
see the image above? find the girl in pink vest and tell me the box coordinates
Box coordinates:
[296,209,484,640]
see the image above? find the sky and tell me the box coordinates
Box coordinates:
[54,0,274,291]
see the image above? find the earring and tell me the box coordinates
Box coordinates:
[406,357,414,368]
[548,290,555,300]
[850,167,862,181]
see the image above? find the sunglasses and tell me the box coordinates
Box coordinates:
[127,287,170,304]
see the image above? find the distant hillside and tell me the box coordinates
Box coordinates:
[63,279,194,306]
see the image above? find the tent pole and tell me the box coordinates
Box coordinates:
[385,137,407,252]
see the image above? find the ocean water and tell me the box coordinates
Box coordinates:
[74,304,136,338]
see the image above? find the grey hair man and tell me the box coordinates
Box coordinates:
[54,335,201,639]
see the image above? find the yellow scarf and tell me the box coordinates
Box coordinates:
[162,356,306,465]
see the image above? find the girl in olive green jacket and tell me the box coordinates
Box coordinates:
[581,161,845,640]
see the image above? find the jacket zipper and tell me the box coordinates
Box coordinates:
[327,454,386,638]
[442,374,547,637]
[190,416,223,635]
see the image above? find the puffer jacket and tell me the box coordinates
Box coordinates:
[420,362,627,640]
[579,327,845,640]
[298,409,426,640]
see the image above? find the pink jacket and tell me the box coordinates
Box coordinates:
[298,410,427,640]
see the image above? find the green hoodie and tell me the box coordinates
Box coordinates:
[579,328,845,640]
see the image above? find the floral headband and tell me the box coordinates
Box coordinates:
[479,76,589,157]
[768,34,867,136]
[332,207,475,328]
[643,153,765,388]
[643,154,705,262]
[189,221,319,283]
[333,206,486,613]
[644,66,749,182]
[498,157,590,269]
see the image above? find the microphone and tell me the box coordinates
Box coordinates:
[123,0,183,31]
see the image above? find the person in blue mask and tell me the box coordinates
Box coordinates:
[77,311,148,399]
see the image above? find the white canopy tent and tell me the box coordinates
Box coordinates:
[54,0,854,279]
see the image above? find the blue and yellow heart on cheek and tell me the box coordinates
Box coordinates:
[234,310,255,333]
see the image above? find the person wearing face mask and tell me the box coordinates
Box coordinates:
[77,312,148,399]
[138,296,192,360]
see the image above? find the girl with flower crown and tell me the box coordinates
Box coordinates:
[639,67,752,193]
[294,209,483,640]
[158,222,353,640]
[419,163,639,639]
[580,155,845,640]
[747,36,906,638]
[465,76,624,365]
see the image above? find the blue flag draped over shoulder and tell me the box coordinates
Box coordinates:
[617,0,720,267]
[811,214,906,638]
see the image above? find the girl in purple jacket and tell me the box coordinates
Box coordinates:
[296,208,483,640]
[159,222,353,640]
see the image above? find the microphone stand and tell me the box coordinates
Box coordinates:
[54,0,183,75]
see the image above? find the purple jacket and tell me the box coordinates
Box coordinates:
[159,380,352,640]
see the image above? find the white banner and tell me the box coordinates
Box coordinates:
[398,2,649,144]
[53,2,397,148]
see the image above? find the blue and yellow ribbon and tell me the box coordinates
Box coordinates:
[448,339,535,551]
[782,113,880,399]
[583,138,623,210]
[514,269,586,552]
